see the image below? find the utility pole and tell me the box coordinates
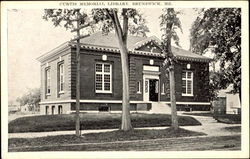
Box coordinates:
[70,11,89,137]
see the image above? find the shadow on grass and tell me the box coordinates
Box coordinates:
[9,113,201,133]
[214,114,241,124]
[222,126,241,133]
[9,128,206,149]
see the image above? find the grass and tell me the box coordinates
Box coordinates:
[214,114,241,124]
[223,126,241,133]
[9,128,206,149]
[9,113,201,133]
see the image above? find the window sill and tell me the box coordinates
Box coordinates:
[137,92,142,94]
[59,91,65,94]
[46,93,51,96]
[182,94,193,97]
[161,93,166,95]
[96,91,112,94]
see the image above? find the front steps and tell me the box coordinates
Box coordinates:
[148,102,172,114]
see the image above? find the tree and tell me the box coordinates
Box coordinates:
[160,8,182,130]
[92,9,149,131]
[43,9,91,136]
[190,8,241,101]
[16,88,41,111]
[43,8,149,131]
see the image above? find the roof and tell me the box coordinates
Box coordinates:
[225,84,236,93]
[79,32,211,62]
[37,32,212,62]
[80,32,148,50]
[217,84,238,97]
[171,46,212,61]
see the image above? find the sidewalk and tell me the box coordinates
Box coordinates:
[179,114,241,136]
[8,115,241,139]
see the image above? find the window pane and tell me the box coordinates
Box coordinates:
[182,80,186,93]
[96,64,102,72]
[48,79,50,88]
[104,64,110,72]
[162,83,165,93]
[187,81,192,94]
[60,64,64,74]
[187,72,192,79]
[137,81,140,92]
[104,83,110,90]
[155,81,158,93]
[96,83,102,90]
[96,74,102,82]
[60,83,63,91]
[96,74,102,90]
[47,69,50,77]
[104,75,110,82]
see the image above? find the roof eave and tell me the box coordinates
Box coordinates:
[175,56,213,63]
[36,42,71,63]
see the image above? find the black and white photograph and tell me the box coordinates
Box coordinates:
[1,1,249,158]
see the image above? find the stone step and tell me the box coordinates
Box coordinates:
[149,102,171,114]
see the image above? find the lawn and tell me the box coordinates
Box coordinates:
[214,114,241,124]
[9,113,201,133]
[9,127,206,150]
[223,126,241,133]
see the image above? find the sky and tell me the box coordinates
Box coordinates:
[7,8,199,103]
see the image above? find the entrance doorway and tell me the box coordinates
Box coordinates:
[149,79,159,101]
[143,77,159,102]
[143,65,160,102]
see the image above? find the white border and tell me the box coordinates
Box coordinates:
[1,1,249,159]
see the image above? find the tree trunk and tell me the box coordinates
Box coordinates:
[117,37,132,131]
[165,17,179,131]
[169,65,178,130]
[108,9,132,131]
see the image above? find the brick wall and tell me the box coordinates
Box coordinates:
[40,47,210,105]
[70,48,123,100]
[174,60,210,103]
[40,48,72,102]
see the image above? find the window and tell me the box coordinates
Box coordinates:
[45,106,49,115]
[98,105,110,112]
[59,63,64,92]
[95,63,112,93]
[137,81,141,94]
[182,71,193,96]
[51,106,55,115]
[161,83,165,94]
[58,105,63,114]
[45,68,51,95]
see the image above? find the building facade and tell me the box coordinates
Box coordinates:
[37,32,212,115]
